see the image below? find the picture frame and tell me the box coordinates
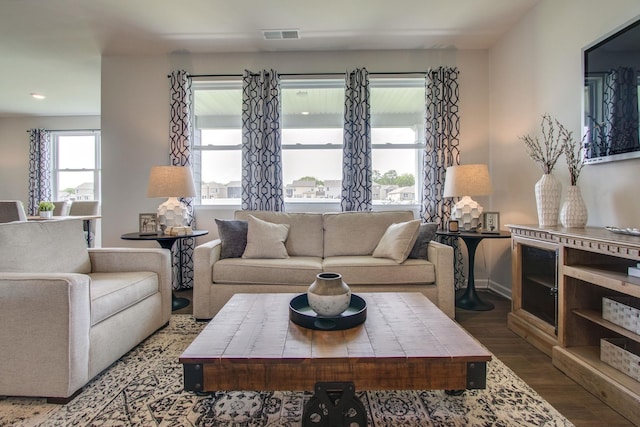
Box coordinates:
[481,212,500,233]
[139,213,158,235]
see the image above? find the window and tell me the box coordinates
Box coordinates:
[193,76,425,205]
[52,132,101,201]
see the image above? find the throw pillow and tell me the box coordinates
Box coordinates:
[242,215,290,259]
[215,219,248,259]
[372,219,421,263]
[408,222,439,259]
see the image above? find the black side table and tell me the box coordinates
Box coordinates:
[436,229,511,311]
[121,230,208,311]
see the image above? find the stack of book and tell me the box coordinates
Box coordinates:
[630,263,640,279]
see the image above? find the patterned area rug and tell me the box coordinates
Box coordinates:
[0,315,573,427]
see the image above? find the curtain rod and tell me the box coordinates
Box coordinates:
[26,128,100,133]
[168,71,428,79]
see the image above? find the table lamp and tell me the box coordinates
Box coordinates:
[147,166,197,231]
[443,164,492,231]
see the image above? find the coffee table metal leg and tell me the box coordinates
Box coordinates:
[302,382,367,427]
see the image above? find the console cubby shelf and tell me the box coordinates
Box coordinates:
[508,225,640,425]
[564,265,640,296]
[573,308,640,342]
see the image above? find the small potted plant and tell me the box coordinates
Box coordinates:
[38,201,55,218]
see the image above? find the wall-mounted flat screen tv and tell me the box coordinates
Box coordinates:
[583,17,640,164]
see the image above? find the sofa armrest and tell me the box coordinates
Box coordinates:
[427,240,455,319]
[193,239,222,320]
[89,248,172,322]
[0,273,91,398]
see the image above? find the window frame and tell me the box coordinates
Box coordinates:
[51,131,102,202]
[192,75,425,207]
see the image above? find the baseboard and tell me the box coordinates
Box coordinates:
[488,279,511,300]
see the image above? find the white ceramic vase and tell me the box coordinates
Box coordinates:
[534,173,562,227]
[39,211,53,219]
[307,272,351,317]
[560,185,588,228]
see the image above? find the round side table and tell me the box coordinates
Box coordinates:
[436,229,511,311]
[121,230,208,311]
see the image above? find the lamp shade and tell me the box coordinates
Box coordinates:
[443,164,492,198]
[147,166,197,198]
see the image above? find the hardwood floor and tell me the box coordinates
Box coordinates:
[174,288,635,426]
[456,291,634,427]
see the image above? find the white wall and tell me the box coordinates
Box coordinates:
[0,115,100,204]
[487,0,640,295]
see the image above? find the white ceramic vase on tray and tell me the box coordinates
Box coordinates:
[307,272,351,317]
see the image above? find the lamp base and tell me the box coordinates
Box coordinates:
[157,197,189,233]
[451,196,483,231]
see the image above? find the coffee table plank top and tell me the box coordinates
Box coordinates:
[181,292,490,363]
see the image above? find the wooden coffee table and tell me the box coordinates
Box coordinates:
[180,292,491,393]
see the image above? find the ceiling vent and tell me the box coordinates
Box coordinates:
[263,29,300,40]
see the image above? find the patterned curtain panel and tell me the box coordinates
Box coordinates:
[341,68,372,212]
[27,128,52,215]
[603,67,640,154]
[241,69,285,212]
[169,70,196,290]
[420,67,464,289]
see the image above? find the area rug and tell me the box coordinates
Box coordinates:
[0,315,573,427]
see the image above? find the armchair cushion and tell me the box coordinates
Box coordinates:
[89,271,159,325]
[0,219,91,274]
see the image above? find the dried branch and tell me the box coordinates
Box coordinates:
[519,114,564,174]
[558,123,584,186]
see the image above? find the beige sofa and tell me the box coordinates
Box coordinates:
[194,210,454,320]
[0,219,171,401]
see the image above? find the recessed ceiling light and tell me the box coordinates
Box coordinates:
[301,111,310,115]
[31,93,46,100]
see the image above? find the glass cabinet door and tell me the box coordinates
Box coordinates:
[521,244,558,330]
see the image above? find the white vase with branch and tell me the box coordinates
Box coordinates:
[559,124,588,228]
[520,114,564,227]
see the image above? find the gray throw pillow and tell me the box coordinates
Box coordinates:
[215,219,248,259]
[408,222,439,259]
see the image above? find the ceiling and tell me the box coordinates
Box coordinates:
[0,0,540,118]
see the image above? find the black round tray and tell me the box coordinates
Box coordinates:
[289,293,367,330]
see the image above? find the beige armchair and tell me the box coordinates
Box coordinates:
[0,219,171,402]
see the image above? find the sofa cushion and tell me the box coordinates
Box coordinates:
[0,219,91,274]
[215,219,248,259]
[89,271,158,325]
[323,256,435,285]
[373,220,420,263]
[323,211,415,257]
[242,215,290,259]
[213,257,323,285]
[235,211,323,257]
[408,222,439,259]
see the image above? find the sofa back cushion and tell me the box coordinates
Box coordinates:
[0,219,91,273]
[234,211,323,257]
[323,211,415,257]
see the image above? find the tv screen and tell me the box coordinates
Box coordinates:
[583,17,640,164]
